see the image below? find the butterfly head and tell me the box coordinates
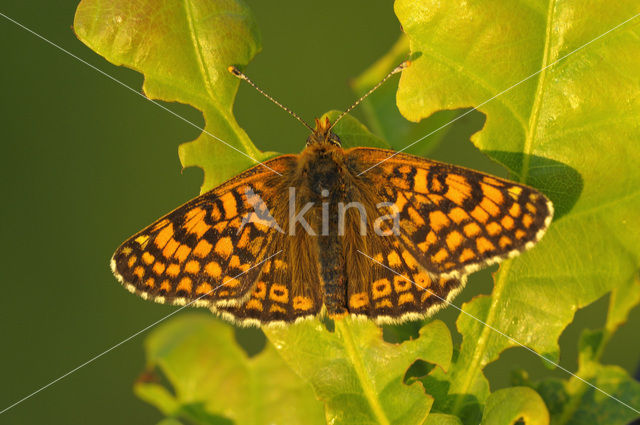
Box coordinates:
[306,116,342,147]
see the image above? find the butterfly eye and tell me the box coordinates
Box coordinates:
[328,132,342,147]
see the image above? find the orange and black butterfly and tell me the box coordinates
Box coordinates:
[111,63,553,326]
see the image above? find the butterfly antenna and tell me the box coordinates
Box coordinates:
[329,60,411,131]
[228,66,314,132]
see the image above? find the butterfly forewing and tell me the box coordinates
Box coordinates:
[111,156,296,307]
[347,147,554,280]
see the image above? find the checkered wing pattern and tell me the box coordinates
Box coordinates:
[111,156,296,309]
[349,148,554,280]
[347,237,465,323]
[216,236,323,326]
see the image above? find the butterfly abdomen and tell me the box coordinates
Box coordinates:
[317,202,348,316]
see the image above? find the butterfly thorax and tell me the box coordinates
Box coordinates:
[298,144,346,195]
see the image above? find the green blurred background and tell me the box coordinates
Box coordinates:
[2,1,638,424]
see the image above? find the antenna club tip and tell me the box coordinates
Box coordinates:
[402,60,412,68]
[228,66,242,77]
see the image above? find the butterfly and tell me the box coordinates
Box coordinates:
[111,64,553,326]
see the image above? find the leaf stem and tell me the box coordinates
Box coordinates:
[451,261,513,415]
[521,0,557,180]
[334,317,391,425]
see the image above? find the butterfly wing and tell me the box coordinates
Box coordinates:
[111,155,297,308]
[215,226,323,326]
[338,166,465,323]
[347,232,466,324]
[347,147,554,280]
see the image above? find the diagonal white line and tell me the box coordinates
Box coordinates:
[0,12,282,176]
[357,250,640,415]
[357,11,640,176]
[0,250,282,415]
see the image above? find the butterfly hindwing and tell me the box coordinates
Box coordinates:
[338,181,465,323]
[347,147,554,279]
[111,156,296,307]
[216,251,322,326]
[216,193,323,325]
[349,239,466,323]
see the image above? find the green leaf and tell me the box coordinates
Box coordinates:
[74,0,275,192]
[607,276,640,335]
[532,327,640,425]
[264,318,453,425]
[480,387,549,425]
[324,110,390,149]
[542,276,640,425]
[395,0,640,421]
[135,313,324,425]
[573,277,640,370]
[350,36,461,156]
[424,413,464,425]
[512,276,640,424]
[552,362,640,425]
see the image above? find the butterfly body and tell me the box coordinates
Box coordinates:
[299,128,352,317]
[112,118,553,326]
